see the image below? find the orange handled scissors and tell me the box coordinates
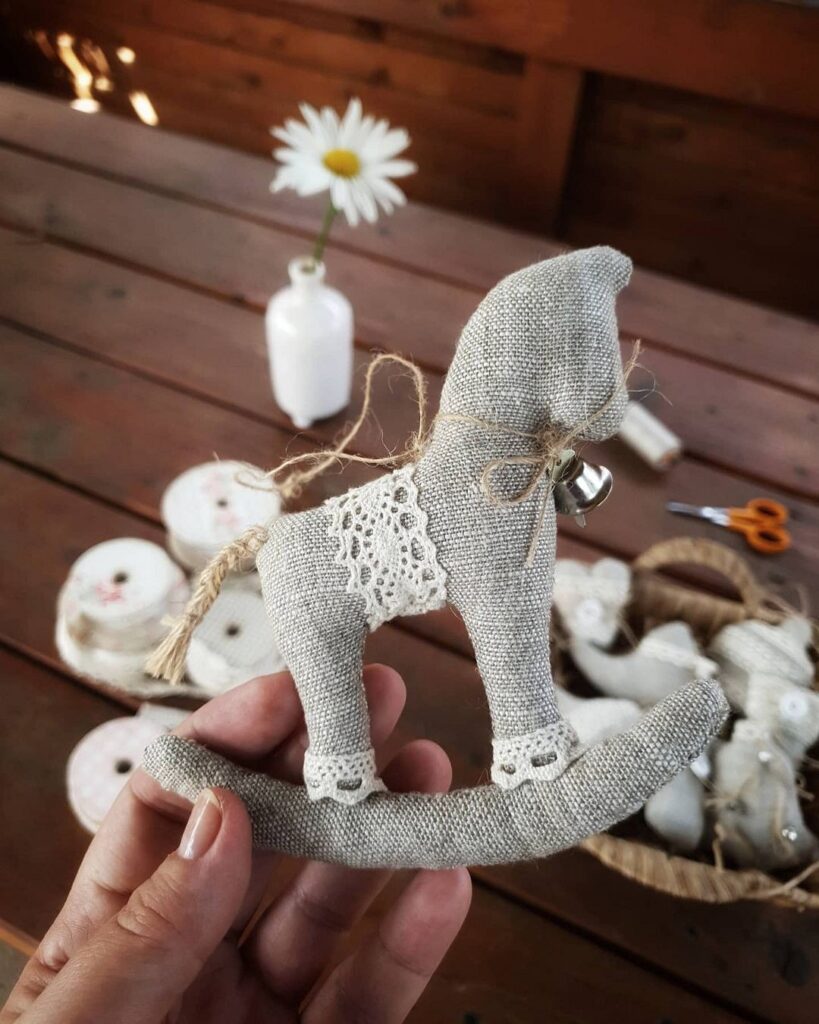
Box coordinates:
[666,497,791,554]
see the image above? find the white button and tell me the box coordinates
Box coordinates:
[780,691,810,722]
[574,597,604,632]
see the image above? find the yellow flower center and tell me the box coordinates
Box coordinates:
[323,148,361,178]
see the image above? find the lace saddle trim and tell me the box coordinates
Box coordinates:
[303,748,386,804]
[326,466,447,631]
[491,720,577,789]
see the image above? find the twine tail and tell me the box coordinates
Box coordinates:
[146,524,271,684]
[268,353,429,502]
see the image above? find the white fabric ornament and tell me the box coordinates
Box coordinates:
[186,588,286,695]
[712,720,819,871]
[710,616,814,709]
[644,768,706,852]
[555,687,641,748]
[161,461,281,572]
[743,672,819,764]
[571,621,716,707]
[553,557,631,647]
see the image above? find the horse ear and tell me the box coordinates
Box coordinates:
[596,246,632,293]
[579,245,632,294]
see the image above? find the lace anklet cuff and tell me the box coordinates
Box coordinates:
[303,748,386,805]
[491,721,577,789]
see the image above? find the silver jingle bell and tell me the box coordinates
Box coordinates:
[552,450,613,518]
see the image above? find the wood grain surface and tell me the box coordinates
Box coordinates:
[0,86,817,1023]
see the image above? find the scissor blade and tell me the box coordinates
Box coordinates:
[666,501,707,519]
[666,502,728,525]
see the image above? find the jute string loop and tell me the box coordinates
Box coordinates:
[147,346,638,683]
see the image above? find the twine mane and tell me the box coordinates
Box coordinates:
[147,346,639,683]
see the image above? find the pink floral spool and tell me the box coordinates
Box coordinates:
[66,712,177,833]
[56,537,190,691]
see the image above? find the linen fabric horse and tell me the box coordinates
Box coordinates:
[256,246,633,802]
[145,245,728,868]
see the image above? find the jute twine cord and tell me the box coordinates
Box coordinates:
[148,346,639,684]
[577,537,819,907]
[146,525,270,684]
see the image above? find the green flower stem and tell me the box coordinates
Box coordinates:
[312,200,338,266]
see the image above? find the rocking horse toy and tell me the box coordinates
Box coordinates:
[144,246,727,869]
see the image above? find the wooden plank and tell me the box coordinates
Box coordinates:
[270,0,819,119]
[0,317,612,659]
[563,77,819,318]
[1,285,818,631]
[0,464,810,1023]
[19,4,515,156]
[0,648,124,940]
[512,58,583,231]
[0,87,815,396]
[0,229,816,603]
[355,877,748,1024]
[124,64,510,218]
[0,154,815,500]
[26,0,522,117]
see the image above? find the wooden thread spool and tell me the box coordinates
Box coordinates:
[618,401,682,471]
[56,538,190,690]
[161,461,281,573]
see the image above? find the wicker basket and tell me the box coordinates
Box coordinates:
[565,537,819,908]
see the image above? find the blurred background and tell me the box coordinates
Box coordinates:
[1,0,817,319]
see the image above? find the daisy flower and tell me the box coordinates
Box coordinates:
[270,97,417,260]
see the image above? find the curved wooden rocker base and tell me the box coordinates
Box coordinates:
[143,678,727,869]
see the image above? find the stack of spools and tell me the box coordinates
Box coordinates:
[56,460,285,700]
[56,538,192,697]
[59,461,287,834]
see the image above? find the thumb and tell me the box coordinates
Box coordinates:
[28,789,252,1024]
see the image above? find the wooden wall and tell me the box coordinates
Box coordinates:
[3,0,818,318]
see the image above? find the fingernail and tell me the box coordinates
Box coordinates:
[178,789,222,860]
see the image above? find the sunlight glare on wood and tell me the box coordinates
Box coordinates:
[130,90,159,126]
[55,33,99,114]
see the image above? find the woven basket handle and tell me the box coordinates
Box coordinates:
[633,537,764,618]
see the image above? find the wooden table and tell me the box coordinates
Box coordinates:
[0,84,817,1023]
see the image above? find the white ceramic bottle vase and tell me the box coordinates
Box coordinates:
[265,257,353,429]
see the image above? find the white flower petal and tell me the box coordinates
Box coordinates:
[353,113,375,152]
[295,166,333,196]
[331,178,358,226]
[320,105,340,145]
[300,102,332,150]
[352,179,378,223]
[271,167,300,192]
[367,175,407,211]
[338,97,362,149]
[358,119,389,161]
[273,147,304,164]
[367,159,417,180]
[362,126,410,163]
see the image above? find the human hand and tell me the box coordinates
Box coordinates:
[2,666,472,1023]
